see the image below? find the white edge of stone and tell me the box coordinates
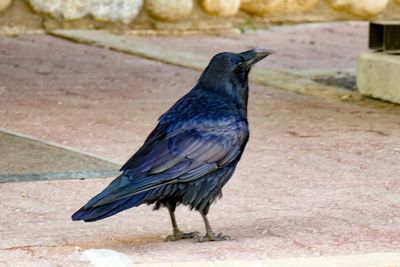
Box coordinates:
[134,252,400,267]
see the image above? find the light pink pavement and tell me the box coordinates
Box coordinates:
[141,22,368,71]
[1,23,400,266]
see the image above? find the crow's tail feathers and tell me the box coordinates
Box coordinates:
[71,191,148,222]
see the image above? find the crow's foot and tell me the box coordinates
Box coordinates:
[194,232,231,242]
[165,231,200,242]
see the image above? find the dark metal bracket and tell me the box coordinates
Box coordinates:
[369,21,400,54]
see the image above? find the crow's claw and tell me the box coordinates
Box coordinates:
[165,231,200,242]
[193,232,231,242]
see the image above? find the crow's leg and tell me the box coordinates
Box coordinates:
[164,202,199,242]
[195,210,230,242]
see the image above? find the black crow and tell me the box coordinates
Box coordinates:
[72,49,272,242]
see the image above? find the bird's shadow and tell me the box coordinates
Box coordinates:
[75,233,165,249]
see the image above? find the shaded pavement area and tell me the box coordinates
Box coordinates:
[0,22,400,266]
[0,130,118,182]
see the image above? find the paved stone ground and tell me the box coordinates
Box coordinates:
[1,23,400,266]
[141,22,368,71]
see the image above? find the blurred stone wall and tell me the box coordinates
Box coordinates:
[0,0,399,34]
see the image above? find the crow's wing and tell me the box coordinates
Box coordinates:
[87,117,248,208]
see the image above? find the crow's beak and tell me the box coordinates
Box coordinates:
[239,48,273,66]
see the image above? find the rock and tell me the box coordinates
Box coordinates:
[146,0,193,21]
[201,0,241,17]
[240,0,285,16]
[240,0,319,16]
[29,0,88,20]
[28,0,142,23]
[328,0,389,17]
[88,0,143,23]
[0,0,12,13]
[286,0,319,13]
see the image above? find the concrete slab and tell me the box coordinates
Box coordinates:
[1,29,400,266]
[357,52,400,104]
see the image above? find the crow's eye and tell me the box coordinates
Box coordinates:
[230,56,242,65]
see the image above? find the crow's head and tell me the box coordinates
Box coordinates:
[199,48,272,86]
[202,49,272,79]
[198,49,272,105]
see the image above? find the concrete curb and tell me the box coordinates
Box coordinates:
[48,30,362,104]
